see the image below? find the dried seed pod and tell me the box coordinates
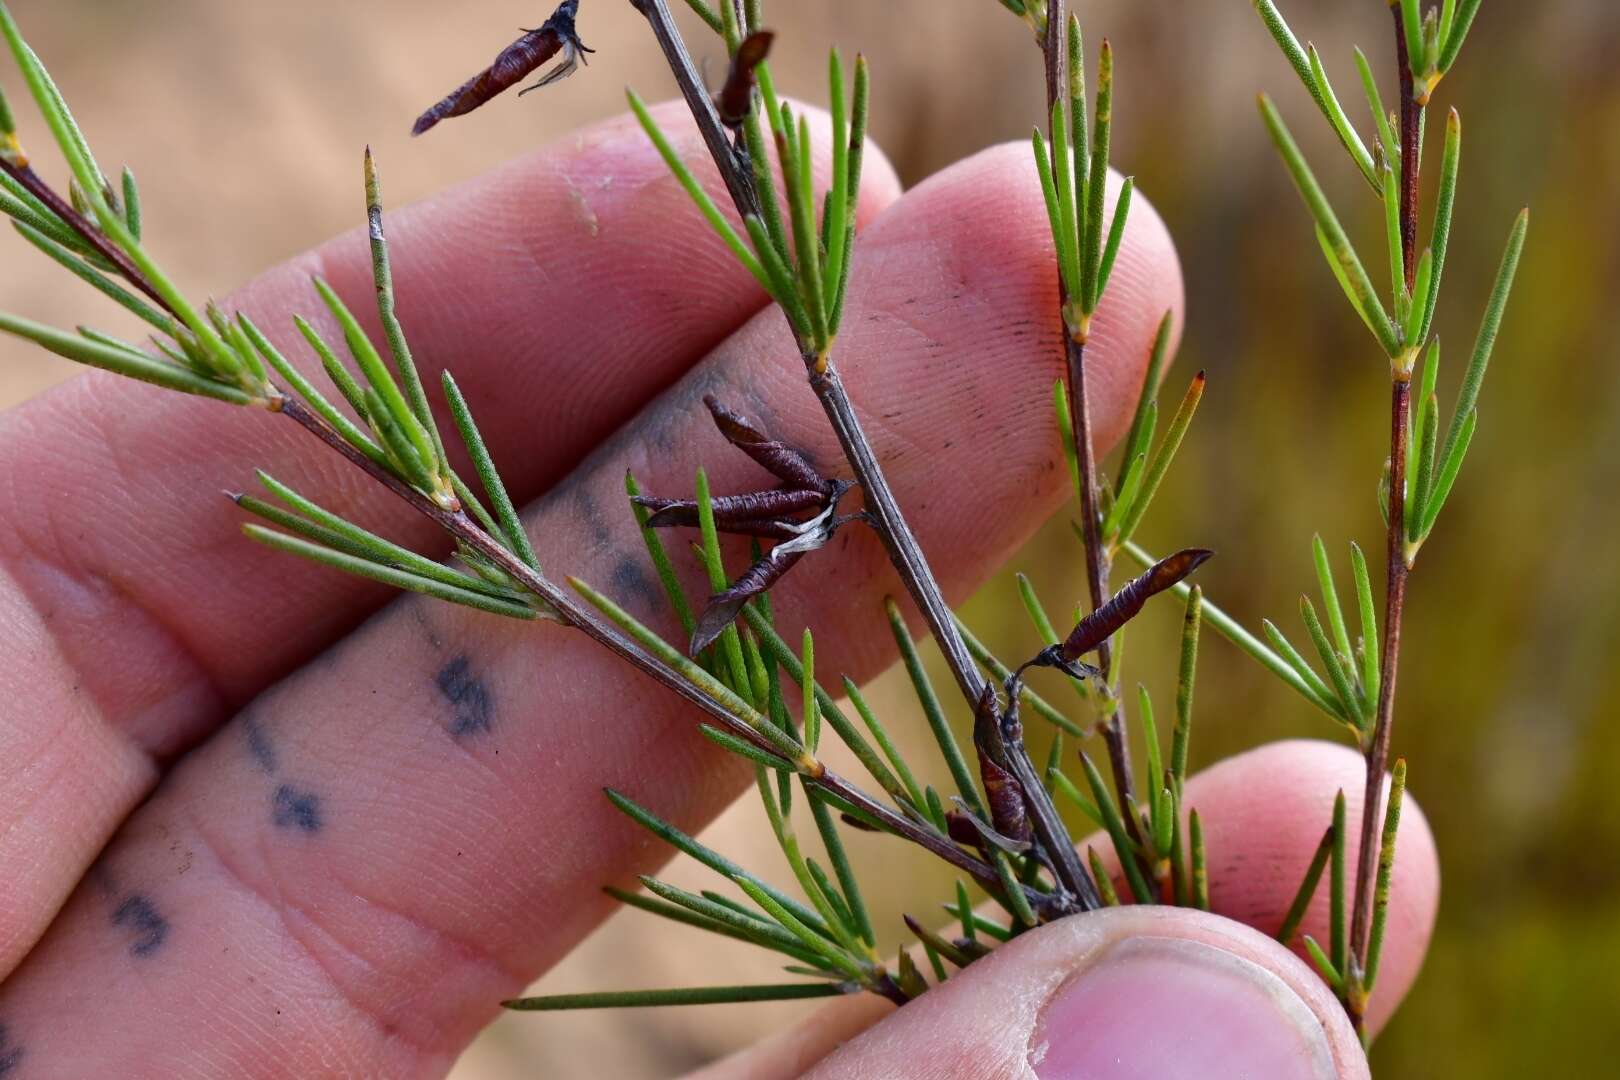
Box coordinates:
[635,487,828,529]
[1059,548,1214,662]
[716,31,774,129]
[705,395,830,494]
[690,549,805,655]
[412,1,593,136]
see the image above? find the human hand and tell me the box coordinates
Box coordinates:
[0,101,1435,1078]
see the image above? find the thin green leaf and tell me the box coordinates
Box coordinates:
[1306,44,1377,188]
[887,597,981,812]
[1049,768,1104,830]
[736,879,864,980]
[1400,0,1426,76]
[1409,391,1440,544]
[1384,166,1407,323]
[1277,824,1335,946]
[1420,110,1460,345]
[1031,126,1079,304]
[1047,98,1083,309]
[626,471,697,637]
[1365,759,1408,991]
[1258,95,1400,357]
[1418,408,1476,538]
[442,371,538,569]
[1354,48,1398,172]
[0,4,108,204]
[242,525,537,619]
[1173,585,1201,789]
[503,982,845,1011]
[1300,595,1364,729]
[1437,0,1483,73]
[699,724,795,771]
[1350,541,1380,709]
[695,466,750,694]
[365,150,446,471]
[808,791,874,948]
[1312,534,1353,667]
[604,885,816,960]
[1330,790,1348,976]
[1080,39,1113,315]
[1115,371,1205,545]
[1249,0,1331,120]
[626,88,769,292]
[1190,807,1209,911]
[11,219,173,334]
[842,676,930,821]
[1262,618,1344,723]
[1436,209,1529,478]
[1117,312,1173,497]
[1080,751,1152,903]
[1303,934,1343,989]
[0,311,253,404]
[821,50,850,308]
[573,579,807,764]
[827,54,867,334]
[1096,174,1133,301]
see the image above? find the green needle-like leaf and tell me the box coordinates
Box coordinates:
[1261,618,1344,722]
[1436,209,1529,483]
[1350,541,1380,705]
[1383,166,1407,322]
[1095,174,1133,302]
[1306,44,1377,188]
[1304,934,1343,989]
[1409,391,1440,544]
[1138,684,1163,801]
[1437,0,1483,73]
[1173,585,1201,790]
[0,311,254,404]
[736,878,864,980]
[626,88,769,294]
[821,50,850,309]
[243,524,537,618]
[1088,847,1121,906]
[0,3,109,206]
[1418,408,1476,539]
[801,628,820,754]
[1190,807,1209,911]
[808,791,873,948]
[1115,371,1205,545]
[1250,0,1331,121]
[1049,768,1103,830]
[1259,95,1400,358]
[1079,751,1152,903]
[1277,824,1335,946]
[626,471,697,637]
[1046,98,1082,310]
[1330,790,1348,976]
[1404,248,1434,352]
[699,725,795,772]
[503,982,846,1011]
[887,597,982,813]
[1420,110,1461,344]
[11,220,173,334]
[1365,759,1408,991]
[443,372,538,569]
[1117,312,1173,497]
[1301,595,1364,729]
[573,579,806,763]
[1354,48,1398,173]
[840,676,930,821]
[1312,534,1353,667]
[1399,0,1426,77]
[1080,39,1113,314]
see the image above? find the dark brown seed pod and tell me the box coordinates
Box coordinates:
[704,395,830,494]
[1058,548,1214,662]
[716,31,775,129]
[690,549,805,655]
[412,1,593,137]
[635,487,827,529]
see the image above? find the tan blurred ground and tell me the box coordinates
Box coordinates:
[3,2,1619,1077]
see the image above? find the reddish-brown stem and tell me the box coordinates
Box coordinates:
[1349,10,1424,1028]
[1042,0,1142,851]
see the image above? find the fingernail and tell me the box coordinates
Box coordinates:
[1031,936,1337,1080]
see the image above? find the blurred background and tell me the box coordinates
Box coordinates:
[2,1,1616,1075]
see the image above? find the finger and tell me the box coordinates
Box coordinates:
[0,102,899,976]
[810,907,1365,1080]
[690,740,1438,1080]
[0,144,1181,1077]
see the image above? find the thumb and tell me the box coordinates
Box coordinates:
[807,907,1366,1080]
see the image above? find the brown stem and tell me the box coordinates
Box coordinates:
[278,396,1064,919]
[1041,0,1142,850]
[1065,335,1141,836]
[1350,13,1424,1026]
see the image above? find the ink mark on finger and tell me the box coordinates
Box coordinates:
[272,785,323,834]
[0,1023,24,1075]
[243,713,279,773]
[436,656,493,737]
[112,895,169,957]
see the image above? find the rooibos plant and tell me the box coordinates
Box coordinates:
[0,0,1522,1055]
